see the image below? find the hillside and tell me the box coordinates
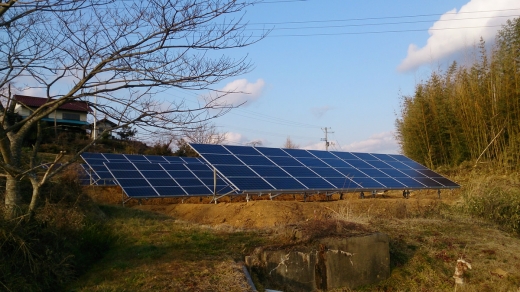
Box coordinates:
[70,185,520,291]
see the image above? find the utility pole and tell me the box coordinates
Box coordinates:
[321,127,334,151]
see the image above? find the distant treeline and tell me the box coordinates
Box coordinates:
[396,17,520,170]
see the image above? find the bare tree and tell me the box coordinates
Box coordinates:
[182,122,227,144]
[284,136,299,149]
[246,140,262,147]
[0,0,267,219]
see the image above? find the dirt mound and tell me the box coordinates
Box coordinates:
[85,186,457,229]
[132,189,453,229]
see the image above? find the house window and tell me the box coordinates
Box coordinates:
[62,112,80,120]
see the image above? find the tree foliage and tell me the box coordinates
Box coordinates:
[396,18,520,169]
[0,0,266,219]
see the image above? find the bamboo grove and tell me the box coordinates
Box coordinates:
[396,18,520,170]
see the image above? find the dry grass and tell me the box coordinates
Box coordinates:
[68,205,263,292]
[71,171,520,292]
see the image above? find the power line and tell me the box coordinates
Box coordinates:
[246,8,520,25]
[245,14,520,31]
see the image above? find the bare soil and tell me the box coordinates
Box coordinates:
[96,188,455,229]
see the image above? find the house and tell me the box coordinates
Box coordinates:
[13,94,91,134]
[91,117,117,139]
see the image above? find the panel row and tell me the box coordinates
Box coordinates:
[189,143,459,192]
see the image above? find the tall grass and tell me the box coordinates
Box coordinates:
[0,170,115,292]
[459,173,520,234]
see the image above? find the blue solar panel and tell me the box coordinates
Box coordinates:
[154,186,186,196]
[295,158,329,167]
[343,160,373,168]
[309,167,345,177]
[325,177,360,189]
[283,148,315,158]
[375,177,406,188]
[320,159,352,168]
[370,153,398,161]
[101,160,238,198]
[383,160,412,169]
[393,177,425,188]
[269,156,303,167]
[202,154,244,165]
[163,156,186,163]
[236,155,274,166]
[181,186,213,195]
[216,165,258,177]
[248,166,291,177]
[190,144,230,154]
[380,168,407,177]
[334,168,368,178]
[264,177,306,190]
[117,178,150,187]
[110,170,143,179]
[432,177,460,187]
[141,170,172,179]
[124,154,148,162]
[161,164,188,171]
[166,171,197,178]
[298,177,335,189]
[254,147,290,157]
[223,145,261,155]
[229,177,273,191]
[124,187,159,197]
[281,167,318,177]
[350,177,385,188]
[104,162,135,170]
[350,152,377,160]
[365,160,391,168]
[145,156,168,163]
[132,163,163,171]
[358,168,389,177]
[307,150,338,159]
[102,153,128,161]
[146,178,179,187]
[189,143,460,193]
[330,151,358,160]
[185,164,213,171]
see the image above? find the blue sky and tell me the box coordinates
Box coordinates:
[199,0,520,153]
[13,0,520,154]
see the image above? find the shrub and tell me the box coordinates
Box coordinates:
[460,173,520,234]
[0,171,115,292]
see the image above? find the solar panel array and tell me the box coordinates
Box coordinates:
[80,152,235,197]
[80,152,205,186]
[189,143,459,193]
[105,162,235,197]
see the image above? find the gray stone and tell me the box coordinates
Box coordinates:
[246,232,390,291]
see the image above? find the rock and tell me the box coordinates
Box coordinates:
[246,232,390,291]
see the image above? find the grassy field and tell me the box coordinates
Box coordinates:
[67,171,520,292]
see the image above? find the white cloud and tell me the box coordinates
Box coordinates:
[223,132,270,146]
[398,0,518,72]
[303,132,398,153]
[340,131,399,154]
[215,79,265,107]
[311,105,333,118]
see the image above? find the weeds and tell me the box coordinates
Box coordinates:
[0,173,115,292]
[459,173,520,234]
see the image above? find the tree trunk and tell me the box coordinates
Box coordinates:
[4,175,22,219]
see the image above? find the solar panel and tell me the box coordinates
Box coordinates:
[189,143,460,193]
[103,162,237,198]
[80,153,206,186]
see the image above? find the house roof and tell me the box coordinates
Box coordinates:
[96,117,117,127]
[14,95,91,112]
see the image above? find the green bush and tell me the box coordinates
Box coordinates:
[460,173,520,234]
[0,172,115,292]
